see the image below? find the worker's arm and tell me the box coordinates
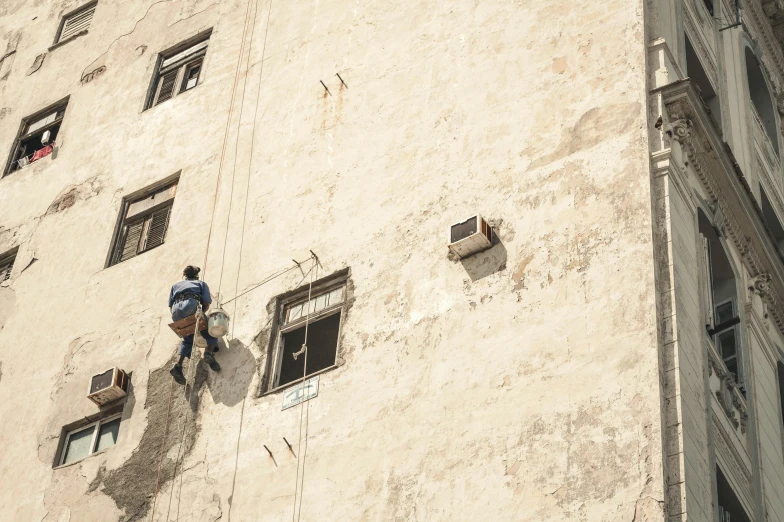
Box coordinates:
[201,281,212,312]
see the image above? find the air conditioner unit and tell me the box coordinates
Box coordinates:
[448,215,493,259]
[87,367,129,406]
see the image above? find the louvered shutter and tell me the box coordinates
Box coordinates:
[0,257,14,282]
[700,234,715,329]
[59,4,96,43]
[142,205,172,251]
[116,221,144,264]
[154,71,179,106]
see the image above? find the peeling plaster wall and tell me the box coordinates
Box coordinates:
[0,0,662,521]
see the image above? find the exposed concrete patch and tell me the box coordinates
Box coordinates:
[45,176,104,216]
[88,362,203,521]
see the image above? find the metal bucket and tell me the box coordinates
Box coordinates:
[207,308,230,338]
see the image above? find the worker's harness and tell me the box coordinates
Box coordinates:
[172,292,202,305]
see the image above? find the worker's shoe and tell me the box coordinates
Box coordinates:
[170,364,186,385]
[204,350,221,372]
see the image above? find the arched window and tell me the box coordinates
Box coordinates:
[745,48,780,156]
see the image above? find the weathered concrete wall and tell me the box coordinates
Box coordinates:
[0,0,662,521]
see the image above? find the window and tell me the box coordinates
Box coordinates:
[54,2,97,45]
[59,414,121,466]
[699,209,743,386]
[703,0,714,16]
[685,35,721,131]
[268,272,348,391]
[745,48,779,156]
[146,32,210,109]
[0,248,17,282]
[777,362,784,432]
[716,467,751,522]
[4,99,68,175]
[759,186,784,257]
[109,179,177,266]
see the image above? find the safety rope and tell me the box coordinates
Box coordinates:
[148,0,258,516]
[292,256,318,522]
[149,378,174,521]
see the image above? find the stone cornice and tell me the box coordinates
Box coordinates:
[655,80,784,335]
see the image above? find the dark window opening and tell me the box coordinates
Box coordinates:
[760,186,784,257]
[686,35,721,131]
[0,248,17,282]
[746,48,780,156]
[777,362,784,432]
[146,33,210,109]
[703,0,714,16]
[109,180,177,266]
[278,312,341,387]
[269,278,347,391]
[717,467,751,522]
[5,101,67,176]
[699,209,743,387]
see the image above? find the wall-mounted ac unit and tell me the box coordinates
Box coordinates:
[448,215,493,259]
[87,367,129,406]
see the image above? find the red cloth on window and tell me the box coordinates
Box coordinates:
[30,144,54,163]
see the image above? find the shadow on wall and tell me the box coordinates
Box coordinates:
[459,236,508,282]
[199,337,256,408]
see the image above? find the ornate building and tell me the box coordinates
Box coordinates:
[1,0,784,520]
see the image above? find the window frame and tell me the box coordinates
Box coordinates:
[144,31,211,110]
[57,412,122,467]
[3,97,69,177]
[262,270,350,394]
[105,174,179,268]
[52,1,98,47]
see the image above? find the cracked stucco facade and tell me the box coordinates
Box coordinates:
[0,0,681,521]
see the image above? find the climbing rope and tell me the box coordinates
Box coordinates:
[292,256,319,522]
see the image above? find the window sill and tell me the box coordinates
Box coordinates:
[260,364,339,398]
[48,30,88,52]
[53,448,109,470]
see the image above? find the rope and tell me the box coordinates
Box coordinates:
[201,0,256,282]
[292,257,318,522]
[226,4,275,518]
[165,304,202,521]
[215,0,265,298]
[149,378,174,521]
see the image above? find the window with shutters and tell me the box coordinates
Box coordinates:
[109,179,177,266]
[263,270,349,393]
[145,31,211,109]
[4,98,68,176]
[54,1,97,46]
[698,208,744,389]
[0,248,17,283]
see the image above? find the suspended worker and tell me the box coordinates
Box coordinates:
[169,265,221,384]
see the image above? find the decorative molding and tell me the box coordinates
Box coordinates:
[745,0,784,91]
[658,81,784,336]
[713,412,754,507]
[80,65,106,85]
[750,272,774,296]
[707,339,750,434]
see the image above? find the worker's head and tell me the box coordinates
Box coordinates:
[183,265,201,280]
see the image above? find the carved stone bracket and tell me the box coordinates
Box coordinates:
[661,118,694,144]
[708,340,748,434]
[750,272,773,297]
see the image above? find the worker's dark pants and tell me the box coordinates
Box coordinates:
[171,299,218,359]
